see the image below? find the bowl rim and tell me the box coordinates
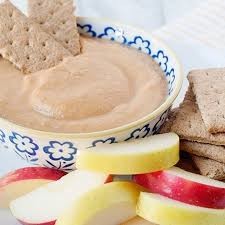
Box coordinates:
[0,16,183,139]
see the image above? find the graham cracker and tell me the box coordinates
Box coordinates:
[28,0,80,56]
[181,140,225,164]
[176,152,199,174]
[189,68,225,133]
[192,155,225,180]
[159,108,178,133]
[0,1,72,74]
[171,87,225,146]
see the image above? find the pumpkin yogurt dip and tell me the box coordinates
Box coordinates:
[0,37,167,133]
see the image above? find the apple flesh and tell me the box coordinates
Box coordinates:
[0,167,66,208]
[134,167,225,209]
[10,170,112,225]
[121,216,155,225]
[77,133,179,174]
[137,192,225,225]
[56,182,141,225]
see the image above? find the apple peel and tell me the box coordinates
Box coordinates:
[134,167,225,209]
[0,167,66,208]
[77,133,179,174]
[137,192,225,225]
[10,170,111,225]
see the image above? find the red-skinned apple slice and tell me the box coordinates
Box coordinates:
[134,167,225,209]
[18,221,55,225]
[0,167,66,208]
[10,170,112,225]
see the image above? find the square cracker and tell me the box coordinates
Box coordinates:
[176,152,200,174]
[28,0,80,56]
[159,108,178,133]
[192,155,225,180]
[189,68,225,133]
[171,87,225,146]
[0,1,72,74]
[181,140,225,164]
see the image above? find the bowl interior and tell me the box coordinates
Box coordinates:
[77,17,182,102]
[0,17,183,141]
[0,17,183,171]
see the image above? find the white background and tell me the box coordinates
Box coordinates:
[12,0,202,29]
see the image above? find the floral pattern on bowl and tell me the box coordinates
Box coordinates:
[167,68,176,95]
[88,137,117,148]
[98,27,127,44]
[152,50,168,72]
[128,36,151,54]
[0,17,182,170]
[125,123,151,141]
[9,132,39,156]
[43,141,77,161]
[77,24,97,37]
[43,141,77,171]
[0,129,6,143]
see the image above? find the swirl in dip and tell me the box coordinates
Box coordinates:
[0,37,167,133]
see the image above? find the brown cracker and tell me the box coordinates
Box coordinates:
[28,0,80,56]
[189,68,225,133]
[181,140,225,164]
[171,87,225,145]
[192,155,225,180]
[0,1,72,74]
[176,152,200,174]
[159,108,178,133]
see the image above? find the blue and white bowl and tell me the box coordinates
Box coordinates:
[1,17,183,171]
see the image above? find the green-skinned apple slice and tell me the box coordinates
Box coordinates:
[56,182,142,225]
[137,192,225,225]
[77,133,179,175]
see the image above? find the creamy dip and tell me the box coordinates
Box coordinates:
[0,37,167,133]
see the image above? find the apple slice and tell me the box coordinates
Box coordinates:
[56,182,141,225]
[121,216,155,225]
[77,133,179,174]
[10,170,112,225]
[137,192,225,225]
[134,167,225,209]
[0,167,66,208]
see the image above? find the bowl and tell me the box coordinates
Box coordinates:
[0,17,183,171]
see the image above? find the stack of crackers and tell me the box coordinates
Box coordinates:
[0,0,80,73]
[161,69,225,181]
